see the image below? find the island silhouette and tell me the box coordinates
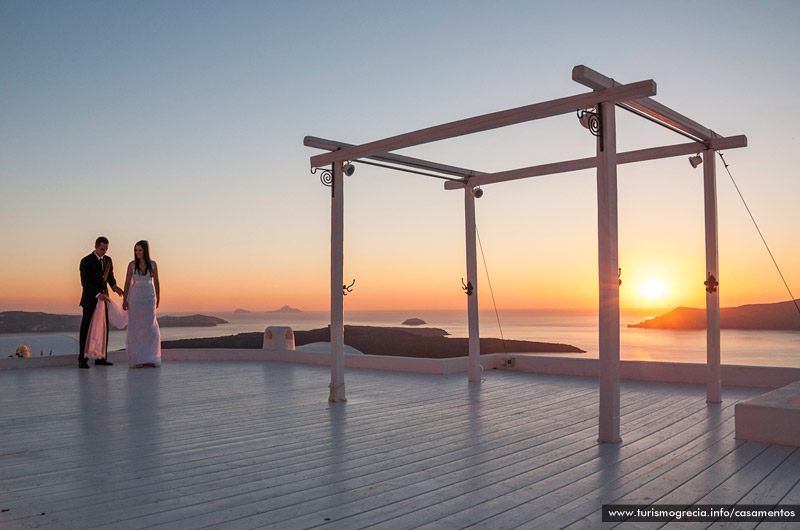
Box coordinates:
[0,311,227,332]
[629,299,800,330]
[234,306,301,314]
[163,325,585,358]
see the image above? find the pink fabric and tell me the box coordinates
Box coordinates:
[84,300,107,360]
[85,298,127,359]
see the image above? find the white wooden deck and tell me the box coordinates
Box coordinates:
[1,362,798,529]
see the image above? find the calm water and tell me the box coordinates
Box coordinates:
[7,309,800,368]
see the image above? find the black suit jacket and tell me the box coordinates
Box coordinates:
[79,253,118,308]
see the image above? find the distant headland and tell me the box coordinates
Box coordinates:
[629,299,800,331]
[0,311,228,333]
[162,325,584,358]
[234,306,302,314]
[157,315,228,328]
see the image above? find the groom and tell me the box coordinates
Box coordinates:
[78,236,124,369]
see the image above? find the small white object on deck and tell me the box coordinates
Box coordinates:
[263,326,295,350]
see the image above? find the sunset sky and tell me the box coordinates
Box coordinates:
[2,1,799,314]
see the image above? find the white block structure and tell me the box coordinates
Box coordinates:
[305,65,747,443]
[263,326,295,350]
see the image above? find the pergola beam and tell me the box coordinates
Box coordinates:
[304,136,485,179]
[442,135,747,189]
[310,80,657,168]
[573,65,718,143]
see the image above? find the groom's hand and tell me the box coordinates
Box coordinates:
[113,286,124,296]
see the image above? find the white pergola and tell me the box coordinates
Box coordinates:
[305,65,747,443]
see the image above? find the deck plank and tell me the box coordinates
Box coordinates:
[307,389,712,530]
[404,389,754,530]
[82,375,615,529]
[754,477,800,530]
[473,401,749,529]
[0,362,797,530]
[189,383,687,530]
[665,445,796,530]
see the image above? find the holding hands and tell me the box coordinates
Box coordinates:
[99,286,124,303]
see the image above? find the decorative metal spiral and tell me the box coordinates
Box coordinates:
[587,113,600,137]
[313,168,333,187]
[578,109,601,137]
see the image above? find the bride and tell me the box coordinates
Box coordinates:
[122,240,161,368]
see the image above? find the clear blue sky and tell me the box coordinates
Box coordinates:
[2,0,799,312]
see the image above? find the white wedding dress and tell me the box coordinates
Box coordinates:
[125,261,161,368]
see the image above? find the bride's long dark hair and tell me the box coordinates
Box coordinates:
[134,240,153,276]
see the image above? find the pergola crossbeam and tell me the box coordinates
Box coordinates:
[442,135,747,189]
[310,80,657,168]
[304,136,485,178]
[573,65,718,143]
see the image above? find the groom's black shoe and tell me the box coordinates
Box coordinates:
[79,360,90,369]
[94,359,113,366]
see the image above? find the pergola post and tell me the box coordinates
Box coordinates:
[464,186,481,382]
[703,149,721,403]
[597,101,621,443]
[329,161,346,402]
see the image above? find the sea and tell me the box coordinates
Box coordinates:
[7,309,799,368]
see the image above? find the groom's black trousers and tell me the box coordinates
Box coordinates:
[79,299,109,363]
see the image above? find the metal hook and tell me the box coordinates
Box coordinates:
[343,279,356,295]
[461,278,473,296]
[618,268,622,286]
[705,273,718,294]
[311,166,333,186]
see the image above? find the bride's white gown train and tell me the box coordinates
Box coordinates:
[125,261,161,368]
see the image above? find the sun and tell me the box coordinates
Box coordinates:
[640,279,667,301]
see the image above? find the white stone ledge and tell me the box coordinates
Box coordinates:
[2,349,799,390]
[500,354,800,389]
[163,348,470,375]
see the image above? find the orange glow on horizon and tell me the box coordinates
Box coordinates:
[1,239,798,314]
[2,264,797,314]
